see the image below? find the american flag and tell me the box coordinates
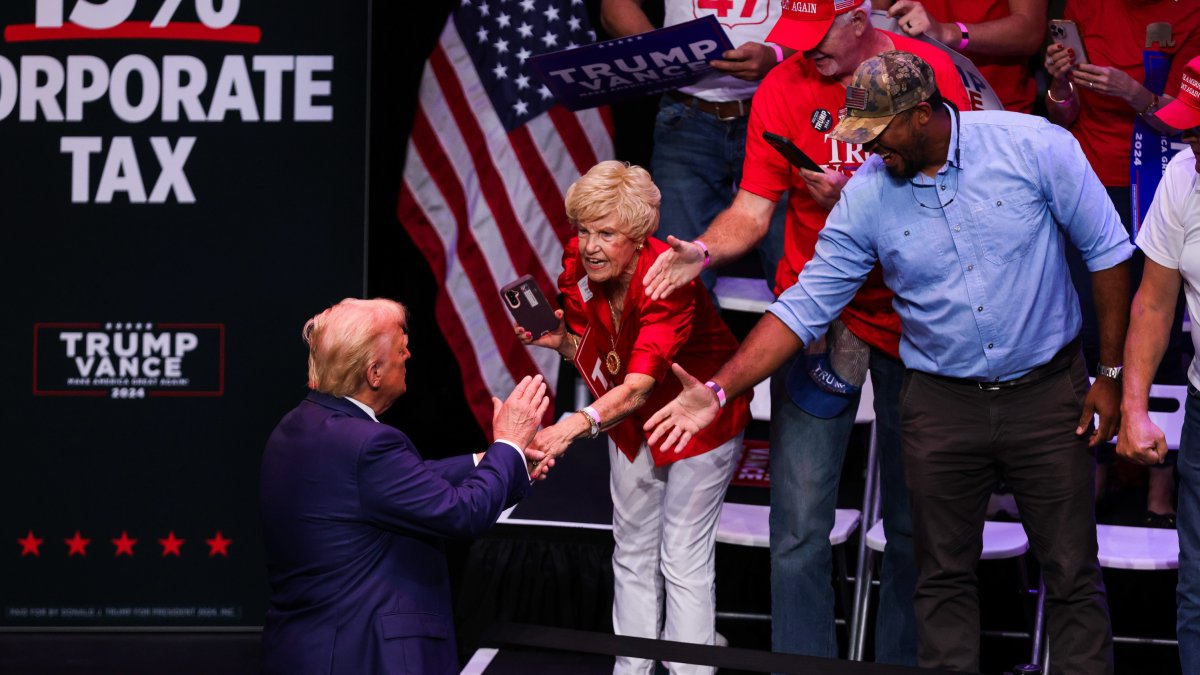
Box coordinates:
[398,0,614,433]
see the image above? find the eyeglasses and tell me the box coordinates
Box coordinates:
[910,168,959,210]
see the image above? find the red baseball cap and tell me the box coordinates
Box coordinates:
[1157,55,1200,131]
[766,0,861,53]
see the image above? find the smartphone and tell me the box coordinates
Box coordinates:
[763,130,823,172]
[500,274,559,338]
[1049,19,1088,66]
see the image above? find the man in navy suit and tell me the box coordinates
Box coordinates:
[261,297,549,674]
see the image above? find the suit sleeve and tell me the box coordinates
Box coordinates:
[423,455,475,486]
[358,428,528,539]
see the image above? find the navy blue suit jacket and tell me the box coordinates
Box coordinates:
[260,391,528,674]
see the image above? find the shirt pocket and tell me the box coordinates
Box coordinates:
[877,220,949,294]
[970,191,1041,265]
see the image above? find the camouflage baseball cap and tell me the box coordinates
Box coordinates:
[830,50,938,145]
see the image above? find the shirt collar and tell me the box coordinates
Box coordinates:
[344,396,379,422]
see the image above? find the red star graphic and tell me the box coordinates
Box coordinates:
[65,531,91,557]
[112,531,137,557]
[18,531,44,557]
[205,531,232,558]
[158,531,185,557]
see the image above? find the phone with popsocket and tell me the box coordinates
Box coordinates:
[1049,19,1088,66]
[501,275,559,339]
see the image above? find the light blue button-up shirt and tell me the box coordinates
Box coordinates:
[768,108,1134,381]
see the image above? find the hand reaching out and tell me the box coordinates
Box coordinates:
[492,374,551,449]
[642,235,705,301]
[643,363,720,453]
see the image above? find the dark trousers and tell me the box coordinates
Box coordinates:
[901,349,1114,674]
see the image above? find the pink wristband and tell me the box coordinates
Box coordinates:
[705,381,727,408]
[770,43,785,64]
[956,22,969,50]
[694,240,711,268]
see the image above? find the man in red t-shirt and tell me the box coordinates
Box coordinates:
[874,0,1048,113]
[641,0,970,664]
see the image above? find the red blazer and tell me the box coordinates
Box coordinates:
[559,236,751,466]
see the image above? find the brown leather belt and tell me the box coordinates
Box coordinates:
[667,90,753,120]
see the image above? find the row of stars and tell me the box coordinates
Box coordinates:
[104,322,154,330]
[17,530,231,558]
[462,0,585,13]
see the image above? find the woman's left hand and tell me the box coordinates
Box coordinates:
[1071,64,1142,104]
[514,309,567,351]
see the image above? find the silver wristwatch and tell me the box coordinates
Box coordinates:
[1096,364,1123,381]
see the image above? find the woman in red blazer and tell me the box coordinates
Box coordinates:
[516,161,751,675]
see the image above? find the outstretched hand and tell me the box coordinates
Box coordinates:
[492,374,550,449]
[643,236,705,301]
[643,363,720,453]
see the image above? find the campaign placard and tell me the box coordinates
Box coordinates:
[529,15,734,110]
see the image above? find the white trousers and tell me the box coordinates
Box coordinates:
[609,433,743,675]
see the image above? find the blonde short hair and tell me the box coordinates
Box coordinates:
[303,298,407,397]
[564,160,661,241]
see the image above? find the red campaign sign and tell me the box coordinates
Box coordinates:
[572,326,616,399]
[729,439,770,488]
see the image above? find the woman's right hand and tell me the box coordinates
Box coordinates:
[1045,42,1077,83]
[515,309,567,351]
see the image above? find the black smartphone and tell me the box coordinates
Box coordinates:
[501,274,559,339]
[763,130,823,172]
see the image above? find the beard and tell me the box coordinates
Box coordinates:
[878,146,924,180]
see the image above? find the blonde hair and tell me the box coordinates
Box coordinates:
[564,160,661,241]
[303,298,407,397]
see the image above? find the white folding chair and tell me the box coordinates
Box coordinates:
[714,502,862,623]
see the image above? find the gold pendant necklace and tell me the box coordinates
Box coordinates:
[605,300,623,376]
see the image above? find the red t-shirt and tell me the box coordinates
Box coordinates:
[741,32,972,359]
[559,237,751,466]
[919,0,1037,113]
[1066,0,1200,187]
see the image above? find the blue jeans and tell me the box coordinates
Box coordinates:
[768,348,917,664]
[1180,385,1200,675]
[650,95,786,293]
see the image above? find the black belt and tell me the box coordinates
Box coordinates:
[667,90,752,120]
[925,337,1081,391]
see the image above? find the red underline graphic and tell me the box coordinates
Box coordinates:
[4,21,262,44]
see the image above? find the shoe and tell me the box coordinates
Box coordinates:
[1145,510,1177,529]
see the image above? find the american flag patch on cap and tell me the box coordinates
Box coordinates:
[845,85,868,110]
[833,0,858,10]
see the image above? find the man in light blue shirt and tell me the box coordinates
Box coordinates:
[646,51,1131,674]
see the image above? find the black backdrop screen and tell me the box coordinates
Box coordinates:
[2,0,368,627]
